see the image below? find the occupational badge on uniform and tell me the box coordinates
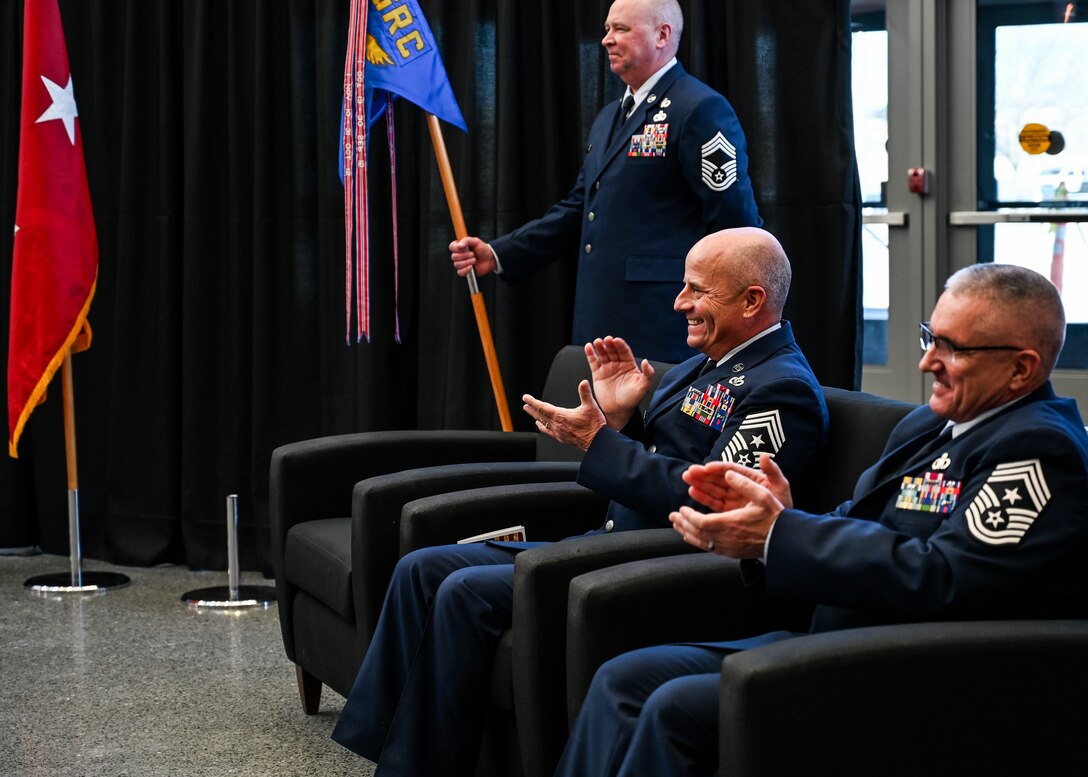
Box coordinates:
[653,111,667,122]
[628,124,669,157]
[931,452,951,471]
[721,409,784,470]
[731,362,744,372]
[681,383,735,431]
[661,98,672,108]
[647,93,657,104]
[701,131,738,191]
[728,375,745,386]
[964,459,1050,545]
[895,472,961,513]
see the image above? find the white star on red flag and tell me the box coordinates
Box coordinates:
[35,73,79,144]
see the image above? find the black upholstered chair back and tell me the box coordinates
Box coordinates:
[792,386,917,514]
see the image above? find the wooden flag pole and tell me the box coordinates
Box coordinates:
[60,352,83,586]
[23,351,130,593]
[425,113,514,432]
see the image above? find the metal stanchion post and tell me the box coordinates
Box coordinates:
[181,494,276,609]
[25,488,131,594]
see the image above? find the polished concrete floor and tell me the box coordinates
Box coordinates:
[0,553,375,776]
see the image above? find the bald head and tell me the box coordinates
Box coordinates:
[698,227,792,319]
[674,228,792,358]
[603,0,683,88]
[944,263,1065,376]
[614,0,684,43]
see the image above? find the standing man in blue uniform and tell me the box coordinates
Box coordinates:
[449,0,761,363]
[331,227,827,776]
[556,263,1088,777]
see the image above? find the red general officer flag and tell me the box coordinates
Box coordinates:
[8,0,98,458]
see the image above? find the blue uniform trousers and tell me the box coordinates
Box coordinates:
[556,632,799,777]
[331,542,532,776]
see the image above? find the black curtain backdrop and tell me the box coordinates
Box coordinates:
[0,0,861,572]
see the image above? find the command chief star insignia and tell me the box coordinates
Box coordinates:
[700,131,738,192]
[722,409,785,470]
[964,459,1051,546]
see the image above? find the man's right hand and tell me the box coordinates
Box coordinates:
[585,337,654,430]
[449,236,497,277]
[682,456,794,513]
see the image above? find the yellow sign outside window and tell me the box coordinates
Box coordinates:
[1019,123,1052,155]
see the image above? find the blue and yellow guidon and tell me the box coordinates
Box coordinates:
[356,0,467,132]
[366,0,432,67]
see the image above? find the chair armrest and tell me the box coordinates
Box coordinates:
[270,430,535,658]
[270,430,536,539]
[511,529,700,777]
[565,554,751,723]
[351,462,582,646]
[397,480,610,552]
[719,619,1088,775]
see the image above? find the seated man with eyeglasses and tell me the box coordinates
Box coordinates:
[555,262,1088,777]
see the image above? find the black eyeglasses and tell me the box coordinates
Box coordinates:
[919,322,1022,361]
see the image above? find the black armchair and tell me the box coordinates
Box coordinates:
[270,345,593,711]
[717,620,1088,774]
[270,344,674,718]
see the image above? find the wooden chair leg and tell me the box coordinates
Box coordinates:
[295,665,322,714]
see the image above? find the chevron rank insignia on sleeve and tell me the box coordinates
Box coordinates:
[964,459,1050,545]
[701,131,738,191]
[721,409,784,469]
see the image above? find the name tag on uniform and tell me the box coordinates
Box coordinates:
[895,472,962,513]
[680,383,734,431]
[628,123,669,157]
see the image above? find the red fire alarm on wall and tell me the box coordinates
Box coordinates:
[907,167,929,195]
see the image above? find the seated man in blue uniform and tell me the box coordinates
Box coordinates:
[330,226,829,776]
[555,263,1088,777]
[449,0,761,363]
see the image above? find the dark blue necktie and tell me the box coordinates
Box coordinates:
[610,94,635,145]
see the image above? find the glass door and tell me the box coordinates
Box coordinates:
[953,0,1088,410]
[853,0,933,404]
[852,0,1088,415]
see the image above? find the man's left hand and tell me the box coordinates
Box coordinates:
[669,469,784,558]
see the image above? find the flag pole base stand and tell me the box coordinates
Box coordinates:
[181,585,277,610]
[24,571,131,594]
[180,496,276,610]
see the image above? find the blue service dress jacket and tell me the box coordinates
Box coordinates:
[578,321,828,533]
[769,381,1088,631]
[491,63,761,363]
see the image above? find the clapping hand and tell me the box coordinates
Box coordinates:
[584,337,654,429]
[670,455,791,559]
